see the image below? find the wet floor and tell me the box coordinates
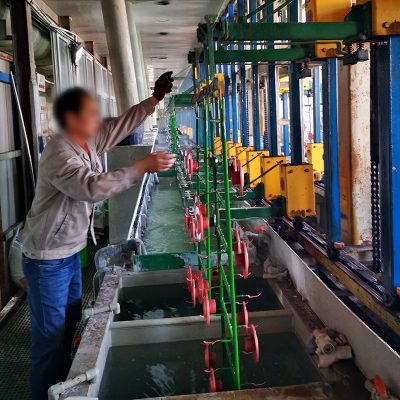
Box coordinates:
[98,332,321,399]
[143,177,194,253]
[116,277,282,322]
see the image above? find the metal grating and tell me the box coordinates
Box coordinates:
[0,245,98,400]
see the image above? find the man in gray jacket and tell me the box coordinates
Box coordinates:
[21,72,175,400]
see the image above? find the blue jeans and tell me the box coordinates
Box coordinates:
[23,253,82,400]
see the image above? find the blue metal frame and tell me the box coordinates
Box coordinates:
[238,0,249,146]
[313,67,322,143]
[250,0,261,150]
[322,58,341,248]
[371,37,400,293]
[268,65,278,155]
[221,15,231,141]
[228,3,239,144]
[0,71,11,84]
[282,92,290,156]
[288,0,302,165]
[266,3,278,156]
[289,62,303,165]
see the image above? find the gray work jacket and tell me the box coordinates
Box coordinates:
[21,98,155,260]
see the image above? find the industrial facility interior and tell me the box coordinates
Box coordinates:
[1,0,400,399]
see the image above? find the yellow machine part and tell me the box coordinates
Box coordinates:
[236,146,252,173]
[280,164,316,218]
[247,151,269,188]
[305,0,352,58]
[261,156,288,200]
[307,143,324,173]
[214,137,222,155]
[214,73,225,97]
[369,0,400,36]
[228,142,238,157]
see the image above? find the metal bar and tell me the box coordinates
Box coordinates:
[219,74,241,390]
[371,37,400,296]
[219,21,362,42]
[0,150,22,161]
[313,67,322,143]
[322,58,341,249]
[282,92,290,156]
[267,65,279,156]
[238,0,249,146]
[221,17,231,141]
[9,0,38,211]
[284,220,400,336]
[250,0,261,151]
[246,0,274,19]
[220,206,282,219]
[228,3,239,144]
[289,62,303,164]
[258,0,296,22]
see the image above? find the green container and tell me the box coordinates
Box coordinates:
[79,247,88,269]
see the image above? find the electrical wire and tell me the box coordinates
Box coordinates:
[27,0,76,42]
[10,73,36,191]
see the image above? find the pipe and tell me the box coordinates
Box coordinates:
[48,368,98,400]
[82,302,120,320]
[238,0,249,146]
[228,3,239,144]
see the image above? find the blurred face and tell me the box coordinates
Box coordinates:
[64,95,102,140]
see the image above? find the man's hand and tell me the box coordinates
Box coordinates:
[152,71,174,101]
[135,151,176,175]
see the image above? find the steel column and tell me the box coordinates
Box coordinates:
[288,0,302,165]
[228,3,239,143]
[313,67,322,143]
[250,0,261,150]
[222,16,231,141]
[371,37,400,297]
[9,0,38,211]
[322,58,341,251]
[266,3,278,156]
[282,92,290,156]
[238,0,248,146]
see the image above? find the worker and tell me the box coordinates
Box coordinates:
[20,71,175,400]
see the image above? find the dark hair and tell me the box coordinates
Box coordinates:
[53,87,91,129]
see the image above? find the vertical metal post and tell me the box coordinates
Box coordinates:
[289,62,303,165]
[371,37,400,298]
[313,66,322,143]
[266,3,278,155]
[250,0,261,150]
[238,0,248,146]
[219,93,241,392]
[9,0,38,211]
[288,0,303,165]
[322,58,341,252]
[221,15,231,141]
[229,3,239,144]
[282,92,290,156]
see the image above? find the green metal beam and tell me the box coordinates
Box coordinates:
[218,21,365,42]
[214,46,314,63]
[220,206,282,219]
[173,93,193,107]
